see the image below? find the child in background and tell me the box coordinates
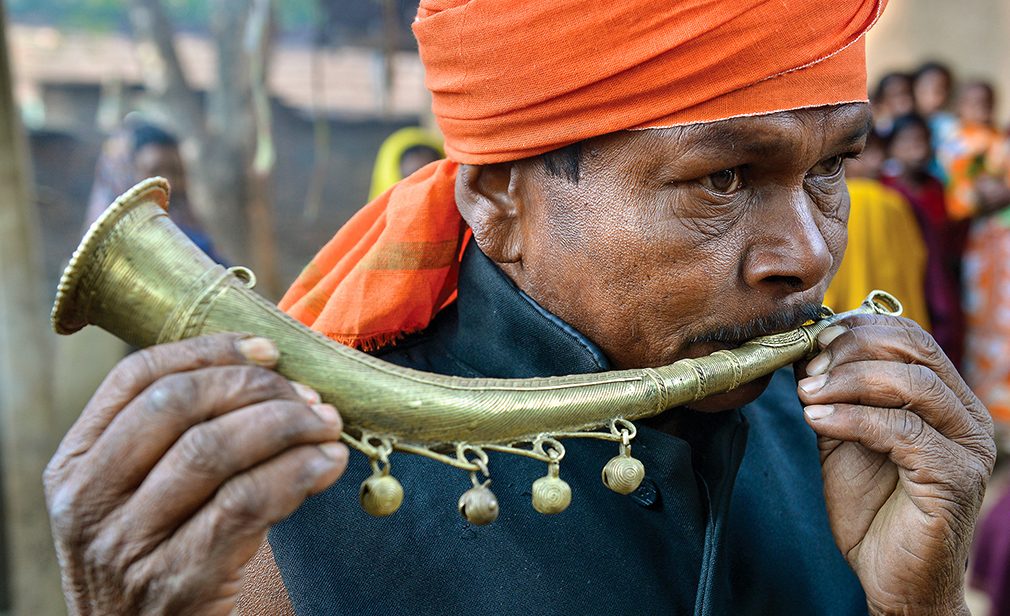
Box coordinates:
[872,72,916,138]
[913,61,958,182]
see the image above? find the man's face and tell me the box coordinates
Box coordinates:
[502,103,870,411]
[958,85,994,127]
[881,78,915,117]
[914,70,949,116]
[134,143,187,196]
[889,124,930,172]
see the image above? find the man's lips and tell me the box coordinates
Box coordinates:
[682,310,823,361]
[685,339,742,359]
[687,303,824,349]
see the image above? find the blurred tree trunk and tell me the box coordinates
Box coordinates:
[127,0,280,296]
[0,3,64,615]
[380,0,397,117]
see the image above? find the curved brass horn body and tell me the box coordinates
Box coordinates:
[54,177,904,448]
[53,178,902,516]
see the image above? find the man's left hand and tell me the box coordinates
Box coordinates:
[796,314,996,616]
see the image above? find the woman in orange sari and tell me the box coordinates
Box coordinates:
[940,82,1010,423]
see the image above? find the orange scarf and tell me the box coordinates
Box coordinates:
[281,0,886,349]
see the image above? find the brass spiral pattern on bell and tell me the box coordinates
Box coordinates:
[458,483,499,525]
[359,471,404,517]
[531,464,572,514]
[601,454,645,495]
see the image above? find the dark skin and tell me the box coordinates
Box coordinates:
[45,103,995,615]
[459,105,861,411]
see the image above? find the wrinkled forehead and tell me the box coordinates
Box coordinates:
[588,103,872,170]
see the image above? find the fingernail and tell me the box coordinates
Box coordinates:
[312,403,341,428]
[806,352,830,376]
[236,336,279,366]
[291,381,321,404]
[804,404,834,420]
[799,374,827,394]
[319,442,347,460]
[817,326,846,348]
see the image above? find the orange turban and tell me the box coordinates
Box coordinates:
[281,0,885,350]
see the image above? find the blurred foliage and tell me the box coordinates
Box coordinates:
[6,0,424,49]
[7,0,317,33]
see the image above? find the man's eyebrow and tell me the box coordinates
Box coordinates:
[688,126,787,157]
[836,117,873,148]
[672,113,874,162]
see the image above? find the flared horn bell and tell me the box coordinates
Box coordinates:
[52,177,240,348]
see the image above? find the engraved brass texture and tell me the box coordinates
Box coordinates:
[52,178,903,521]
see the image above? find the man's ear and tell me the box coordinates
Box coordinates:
[455,162,524,264]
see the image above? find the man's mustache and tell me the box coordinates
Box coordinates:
[689,303,824,345]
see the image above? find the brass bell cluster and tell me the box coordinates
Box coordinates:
[355,420,646,525]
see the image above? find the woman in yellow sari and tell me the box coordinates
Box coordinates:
[825,132,931,329]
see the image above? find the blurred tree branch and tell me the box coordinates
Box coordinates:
[127,0,203,141]
[125,0,280,296]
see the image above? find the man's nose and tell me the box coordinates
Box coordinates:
[742,190,834,295]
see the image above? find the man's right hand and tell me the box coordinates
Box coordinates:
[44,333,348,615]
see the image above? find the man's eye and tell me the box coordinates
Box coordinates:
[809,155,844,177]
[699,168,743,193]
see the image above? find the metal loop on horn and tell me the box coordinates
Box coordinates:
[227,265,258,289]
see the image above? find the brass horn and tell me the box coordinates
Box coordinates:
[52,178,902,522]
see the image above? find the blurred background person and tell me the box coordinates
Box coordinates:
[971,484,1010,616]
[823,130,930,328]
[881,113,965,367]
[913,61,958,181]
[84,119,225,263]
[872,71,916,138]
[367,126,443,200]
[941,81,1010,219]
[942,81,1010,425]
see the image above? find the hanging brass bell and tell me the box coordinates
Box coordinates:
[359,469,404,517]
[458,482,499,525]
[531,463,571,514]
[601,450,645,495]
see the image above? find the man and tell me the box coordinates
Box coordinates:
[85,121,225,263]
[44,2,996,615]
